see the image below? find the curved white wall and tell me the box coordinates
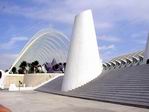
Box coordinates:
[62,10,103,91]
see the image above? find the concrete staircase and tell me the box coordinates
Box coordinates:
[36,76,63,92]
[36,64,149,108]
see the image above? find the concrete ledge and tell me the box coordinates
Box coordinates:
[5,74,24,88]
[5,73,63,88]
[24,73,62,87]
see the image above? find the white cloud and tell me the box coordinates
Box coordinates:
[0,37,28,50]
[131,31,148,45]
[99,44,116,51]
[98,35,121,42]
[136,40,146,45]
[2,2,74,24]
[2,0,149,28]
[131,31,148,38]
[95,21,113,30]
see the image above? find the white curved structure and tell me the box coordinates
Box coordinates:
[8,29,69,73]
[144,33,149,64]
[103,50,144,70]
[62,10,103,91]
[0,70,6,89]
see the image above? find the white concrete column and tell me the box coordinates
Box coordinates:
[144,33,149,64]
[61,9,103,91]
[0,70,6,89]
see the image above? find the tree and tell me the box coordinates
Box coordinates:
[5,70,8,72]
[28,60,40,73]
[33,61,40,73]
[11,67,17,74]
[34,60,39,66]
[18,61,27,74]
[28,63,33,73]
[19,61,27,68]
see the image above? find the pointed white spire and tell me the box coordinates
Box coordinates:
[144,33,149,64]
[61,9,103,91]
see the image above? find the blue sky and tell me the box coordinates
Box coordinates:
[0,0,149,70]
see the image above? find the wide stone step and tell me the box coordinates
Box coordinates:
[36,64,149,108]
[84,92,149,98]
[75,94,149,107]
[70,90,149,97]
[74,85,149,91]
[74,93,149,103]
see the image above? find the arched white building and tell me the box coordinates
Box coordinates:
[8,29,70,73]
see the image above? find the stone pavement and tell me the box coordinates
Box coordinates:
[0,91,149,112]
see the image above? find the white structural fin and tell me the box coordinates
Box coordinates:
[144,33,149,64]
[0,70,6,89]
[61,9,103,91]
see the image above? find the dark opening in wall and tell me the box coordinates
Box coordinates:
[0,71,2,79]
[146,59,149,64]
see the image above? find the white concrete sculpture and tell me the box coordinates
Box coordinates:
[0,70,6,89]
[144,33,149,64]
[62,9,103,91]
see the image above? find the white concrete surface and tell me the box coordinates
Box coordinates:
[3,73,62,91]
[33,73,64,90]
[5,74,24,88]
[0,91,148,112]
[9,83,33,91]
[62,9,103,91]
[0,70,6,89]
[23,73,59,87]
[6,73,63,91]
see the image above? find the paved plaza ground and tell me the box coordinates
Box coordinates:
[0,91,149,112]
